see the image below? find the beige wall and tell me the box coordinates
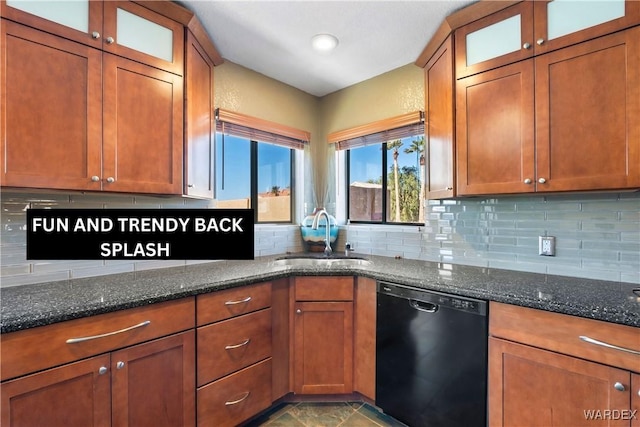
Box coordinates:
[214,60,425,147]
[213,60,426,213]
[214,61,320,143]
[319,63,425,140]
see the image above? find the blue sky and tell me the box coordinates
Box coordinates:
[349,136,423,184]
[216,134,291,200]
[216,134,422,199]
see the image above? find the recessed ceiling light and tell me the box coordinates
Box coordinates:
[311,33,339,53]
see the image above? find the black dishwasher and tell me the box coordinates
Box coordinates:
[376,281,488,427]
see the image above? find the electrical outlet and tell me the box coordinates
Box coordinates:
[539,236,556,256]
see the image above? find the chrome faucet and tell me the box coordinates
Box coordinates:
[311,209,332,256]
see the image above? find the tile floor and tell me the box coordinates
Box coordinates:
[243,402,408,427]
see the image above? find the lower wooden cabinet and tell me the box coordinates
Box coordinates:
[489,302,640,427]
[293,276,354,395]
[489,337,632,427]
[197,358,272,427]
[1,355,111,427]
[196,282,274,426]
[1,331,195,427]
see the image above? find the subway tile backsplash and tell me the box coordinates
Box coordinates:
[0,191,304,287]
[345,192,639,284]
[1,190,638,287]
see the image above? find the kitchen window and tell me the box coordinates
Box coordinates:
[215,109,309,223]
[330,112,425,224]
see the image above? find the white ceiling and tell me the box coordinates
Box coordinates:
[177,0,476,97]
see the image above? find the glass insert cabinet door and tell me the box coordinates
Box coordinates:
[5,0,89,33]
[533,0,640,54]
[455,0,640,79]
[2,0,184,75]
[2,0,103,48]
[455,1,534,78]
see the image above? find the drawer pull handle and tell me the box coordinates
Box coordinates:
[225,339,251,350]
[66,320,151,344]
[224,296,252,306]
[579,336,640,356]
[225,391,250,406]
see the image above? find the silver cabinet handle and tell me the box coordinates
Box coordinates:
[106,36,115,44]
[579,336,640,355]
[296,309,302,314]
[116,361,125,370]
[92,31,100,39]
[99,366,108,375]
[524,178,532,184]
[224,296,251,305]
[91,175,100,182]
[106,177,115,183]
[225,391,250,406]
[614,382,626,392]
[537,38,545,46]
[66,320,151,343]
[225,338,251,350]
[538,178,546,184]
[523,42,531,49]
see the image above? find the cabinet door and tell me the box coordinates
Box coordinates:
[533,0,640,55]
[456,60,535,195]
[535,27,640,192]
[102,53,183,194]
[293,301,353,394]
[0,21,103,191]
[455,1,534,78]
[633,373,640,427]
[111,331,195,427]
[1,0,103,49]
[103,0,184,76]
[184,30,214,199]
[489,337,631,427]
[1,354,111,427]
[425,35,455,199]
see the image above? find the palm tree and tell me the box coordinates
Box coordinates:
[270,185,280,196]
[387,140,403,222]
[404,136,425,222]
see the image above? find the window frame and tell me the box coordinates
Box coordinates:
[331,111,425,226]
[345,138,424,226]
[215,109,307,225]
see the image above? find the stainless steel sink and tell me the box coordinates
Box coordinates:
[272,256,372,267]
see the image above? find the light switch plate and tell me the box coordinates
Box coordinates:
[539,236,556,256]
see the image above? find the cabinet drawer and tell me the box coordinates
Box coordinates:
[489,301,640,372]
[197,358,272,427]
[197,282,272,326]
[294,276,354,301]
[197,308,272,386]
[1,297,195,381]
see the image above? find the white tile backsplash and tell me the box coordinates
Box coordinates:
[1,190,638,286]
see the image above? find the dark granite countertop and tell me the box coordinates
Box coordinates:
[2,254,639,333]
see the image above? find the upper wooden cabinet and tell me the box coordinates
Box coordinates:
[456,59,535,195]
[0,0,184,75]
[1,1,222,197]
[456,1,534,79]
[457,27,639,195]
[425,35,456,199]
[456,0,640,78]
[184,30,215,199]
[0,20,184,194]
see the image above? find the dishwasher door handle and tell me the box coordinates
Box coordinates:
[409,299,438,313]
